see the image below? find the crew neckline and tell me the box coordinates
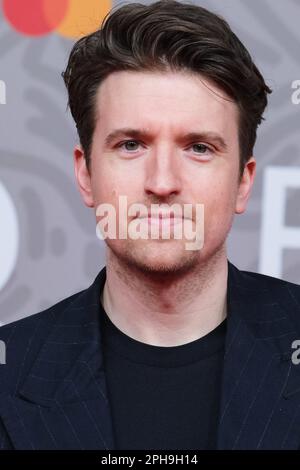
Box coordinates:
[99,303,227,368]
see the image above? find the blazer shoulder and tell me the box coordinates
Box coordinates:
[0,286,89,395]
[0,286,88,371]
[0,287,86,336]
[239,267,300,325]
[241,268,300,293]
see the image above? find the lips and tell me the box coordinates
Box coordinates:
[146,214,180,220]
[140,215,185,227]
[141,211,186,220]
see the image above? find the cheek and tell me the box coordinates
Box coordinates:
[203,180,237,227]
[91,161,120,203]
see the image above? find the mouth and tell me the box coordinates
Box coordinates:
[139,214,187,227]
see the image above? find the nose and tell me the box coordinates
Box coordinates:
[144,144,182,198]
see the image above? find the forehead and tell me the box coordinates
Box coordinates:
[94,70,239,138]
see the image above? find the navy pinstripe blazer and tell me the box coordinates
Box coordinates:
[1,260,300,450]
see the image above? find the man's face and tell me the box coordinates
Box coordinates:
[74,70,256,275]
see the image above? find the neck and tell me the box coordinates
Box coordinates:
[100,246,228,347]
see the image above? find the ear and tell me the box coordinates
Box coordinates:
[235,156,256,214]
[73,144,94,208]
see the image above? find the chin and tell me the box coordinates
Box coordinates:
[122,244,200,276]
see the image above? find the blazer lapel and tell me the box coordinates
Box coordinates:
[0,267,116,450]
[217,262,300,449]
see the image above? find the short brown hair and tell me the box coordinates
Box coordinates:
[62,0,272,178]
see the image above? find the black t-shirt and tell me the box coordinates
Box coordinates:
[100,306,226,450]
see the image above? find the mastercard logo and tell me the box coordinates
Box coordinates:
[2,0,112,38]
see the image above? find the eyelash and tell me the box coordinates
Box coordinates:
[116,140,215,156]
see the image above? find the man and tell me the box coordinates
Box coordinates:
[1,0,300,451]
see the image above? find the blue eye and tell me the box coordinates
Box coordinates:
[119,140,140,151]
[192,143,210,154]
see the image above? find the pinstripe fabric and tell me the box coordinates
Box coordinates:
[217,264,300,449]
[0,261,300,450]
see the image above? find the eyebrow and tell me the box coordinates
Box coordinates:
[104,127,228,151]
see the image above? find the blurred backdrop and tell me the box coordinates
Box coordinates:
[0,0,299,325]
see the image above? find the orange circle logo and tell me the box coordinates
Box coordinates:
[2,0,112,38]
